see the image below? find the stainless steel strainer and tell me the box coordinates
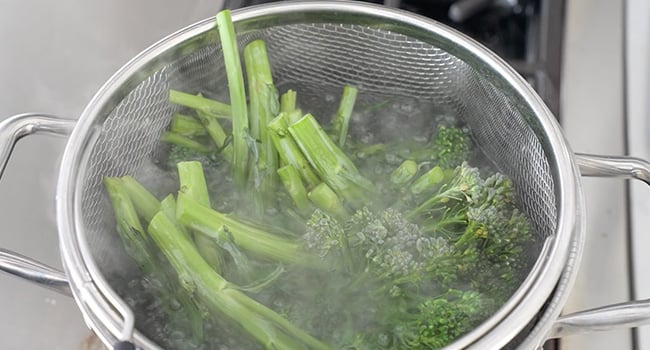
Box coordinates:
[2,2,650,349]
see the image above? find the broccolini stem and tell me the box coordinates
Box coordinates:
[195,110,233,161]
[410,166,445,195]
[244,39,280,215]
[227,288,332,350]
[157,194,206,340]
[178,161,226,272]
[287,109,304,125]
[420,209,468,237]
[280,89,297,113]
[288,113,376,208]
[216,10,249,191]
[277,165,312,214]
[407,192,450,220]
[390,160,418,185]
[407,166,473,219]
[178,161,211,207]
[331,85,358,147]
[103,177,146,239]
[104,178,204,342]
[161,131,214,154]
[308,183,349,221]
[170,113,207,136]
[176,192,318,266]
[244,39,279,147]
[148,211,328,349]
[120,175,161,223]
[268,113,320,189]
[169,89,232,118]
[160,194,192,239]
[189,225,227,274]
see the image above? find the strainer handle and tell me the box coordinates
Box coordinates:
[545,153,650,338]
[0,113,76,296]
[550,298,650,338]
[575,153,650,185]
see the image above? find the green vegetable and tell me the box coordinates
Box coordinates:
[169,89,231,118]
[216,9,249,190]
[390,159,418,185]
[104,9,536,350]
[103,177,205,343]
[330,85,358,147]
[289,113,376,208]
[161,131,214,155]
[307,183,349,221]
[244,39,280,216]
[196,110,233,161]
[178,161,225,273]
[170,113,207,136]
[176,192,318,267]
[268,112,320,189]
[409,125,471,168]
[280,89,297,113]
[432,125,471,168]
[277,164,312,214]
[147,211,330,350]
[397,290,496,349]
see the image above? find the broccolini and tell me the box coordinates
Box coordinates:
[102,9,536,350]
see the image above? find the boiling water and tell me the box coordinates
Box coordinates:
[110,95,535,350]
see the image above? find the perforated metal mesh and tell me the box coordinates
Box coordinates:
[76,14,558,347]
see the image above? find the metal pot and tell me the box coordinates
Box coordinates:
[1,2,649,349]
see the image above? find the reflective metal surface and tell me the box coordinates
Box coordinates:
[576,153,650,185]
[0,248,71,296]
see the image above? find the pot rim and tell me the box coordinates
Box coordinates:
[55,2,582,349]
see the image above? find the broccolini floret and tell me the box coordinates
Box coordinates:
[397,290,497,350]
[431,125,471,168]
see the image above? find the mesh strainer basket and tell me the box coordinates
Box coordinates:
[2,2,650,349]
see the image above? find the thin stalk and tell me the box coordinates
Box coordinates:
[268,113,320,189]
[160,194,192,240]
[196,110,233,161]
[178,161,211,207]
[280,89,297,113]
[169,89,231,118]
[120,175,160,223]
[287,109,303,125]
[161,132,214,154]
[277,165,312,214]
[410,166,445,194]
[104,178,204,342]
[390,159,418,185]
[216,9,249,190]
[288,114,376,207]
[244,39,280,215]
[170,113,207,136]
[103,178,146,240]
[308,183,349,221]
[176,192,318,267]
[330,85,358,147]
[178,161,225,273]
[148,211,329,350]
